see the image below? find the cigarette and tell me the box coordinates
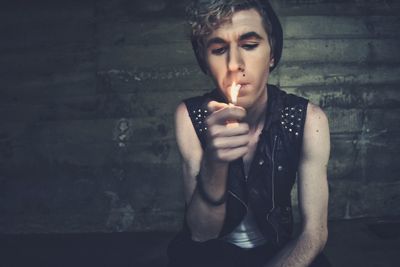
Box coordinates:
[230,81,241,105]
[231,82,242,105]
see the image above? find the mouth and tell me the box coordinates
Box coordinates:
[234,83,249,91]
[227,82,249,104]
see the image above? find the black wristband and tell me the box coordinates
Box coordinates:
[196,173,227,206]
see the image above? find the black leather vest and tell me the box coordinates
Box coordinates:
[183,85,308,248]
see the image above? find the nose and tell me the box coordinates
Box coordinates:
[227,46,244,73]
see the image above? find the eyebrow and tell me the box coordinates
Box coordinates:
[239,31,263,41]
[206,31,263,48]
[206,37,226,48]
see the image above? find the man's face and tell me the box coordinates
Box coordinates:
[205,9,273,109]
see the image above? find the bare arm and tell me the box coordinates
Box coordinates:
[265,103,330,267]
[175,101,249,241]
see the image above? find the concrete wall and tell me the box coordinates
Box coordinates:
[0,0,399,234]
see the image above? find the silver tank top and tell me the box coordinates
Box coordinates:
[220,207,267,249]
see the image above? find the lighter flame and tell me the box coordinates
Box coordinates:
[230,81,241,105]
[227,81,241,128]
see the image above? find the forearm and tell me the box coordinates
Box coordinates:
[264,230,327,267]
[186,157,229,241]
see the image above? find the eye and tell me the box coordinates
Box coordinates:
[242,43,259,50]
[211,46,227,55]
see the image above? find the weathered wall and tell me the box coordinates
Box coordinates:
[0,0,399,234]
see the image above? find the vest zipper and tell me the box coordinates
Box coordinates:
[228,158,249,210]
[266,134,279,244]
[271,135,278,212]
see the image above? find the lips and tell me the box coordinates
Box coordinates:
[223,81,250,102]
[234,80,249,85]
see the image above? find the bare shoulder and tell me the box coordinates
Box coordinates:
[175,101,191,132]
[174,102,203,174]
[302,102,330,161]
[305,102,329,129]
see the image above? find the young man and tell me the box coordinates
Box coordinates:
[168,1,331,266]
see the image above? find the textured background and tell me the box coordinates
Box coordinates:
[0,0,399,234]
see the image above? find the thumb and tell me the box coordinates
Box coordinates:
[207,100,229,113]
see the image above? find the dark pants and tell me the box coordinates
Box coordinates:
[167,232,331,267]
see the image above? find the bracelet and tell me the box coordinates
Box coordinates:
[196,173,227,206]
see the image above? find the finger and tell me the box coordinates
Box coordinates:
[218,146,249,162]
[207,123,249,138]
[207,106,246,125]
[211,135,250,149]
[207,101,229,113]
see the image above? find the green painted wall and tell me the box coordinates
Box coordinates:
[0,0,399,233]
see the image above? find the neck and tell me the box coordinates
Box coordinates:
[245,86,268,133]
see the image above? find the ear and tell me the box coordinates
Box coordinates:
[269,57,275,68]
